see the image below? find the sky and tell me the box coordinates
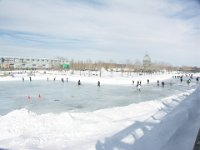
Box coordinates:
[0,0,200,66]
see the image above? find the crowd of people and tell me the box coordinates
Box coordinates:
[22,74,199,92]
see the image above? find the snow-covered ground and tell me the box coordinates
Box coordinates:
[0,70,172,86]
[0,71,199,150]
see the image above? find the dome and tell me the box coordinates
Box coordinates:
[143,54,151,69]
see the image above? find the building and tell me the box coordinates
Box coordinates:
[0,57,70,70]
[143,54,151,71]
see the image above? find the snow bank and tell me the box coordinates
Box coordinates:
[133,86,200,150]
[96,86,200,150]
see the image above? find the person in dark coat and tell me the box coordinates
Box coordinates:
[180,77,183,83]
[161,81,165,87]
[147,79,149,84]
[78,80,81,86]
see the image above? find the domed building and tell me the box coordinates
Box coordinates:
[143,54,151,71]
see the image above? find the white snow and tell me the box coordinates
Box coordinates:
[0,70,172,86]
[0,71,199,150]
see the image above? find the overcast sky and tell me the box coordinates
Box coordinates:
[0,0,200,66]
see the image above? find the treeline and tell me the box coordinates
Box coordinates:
[68,59,175,72]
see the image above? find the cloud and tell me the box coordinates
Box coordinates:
[0,0,200,66]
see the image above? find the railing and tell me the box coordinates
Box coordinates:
[193,128,200,150]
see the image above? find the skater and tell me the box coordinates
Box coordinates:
[137,84,141,91]
[78,80,81,86]
[29,76,32,82]
[38,94,41,99]
[97,81,100,87]
[187,79,190,85]
[66,77,68,82]
[137,81,139,86]
[157,80,159,86]
[147,79,149,84]
[54,77,56,81]
[61,78,64,83]
[27,96,31,101]
[180,77,183,83]
[196,77,199,82]
[132,80,134,85]
[22,77,24,82]
[161,81,165,87]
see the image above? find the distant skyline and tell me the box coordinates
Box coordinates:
[0,0,200,66]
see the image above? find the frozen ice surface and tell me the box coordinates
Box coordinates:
[0,75,199,150]
[0,78,196,115]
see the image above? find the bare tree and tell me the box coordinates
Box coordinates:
[134,60,142,72]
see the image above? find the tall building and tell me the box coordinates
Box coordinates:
[143,54,151,71]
